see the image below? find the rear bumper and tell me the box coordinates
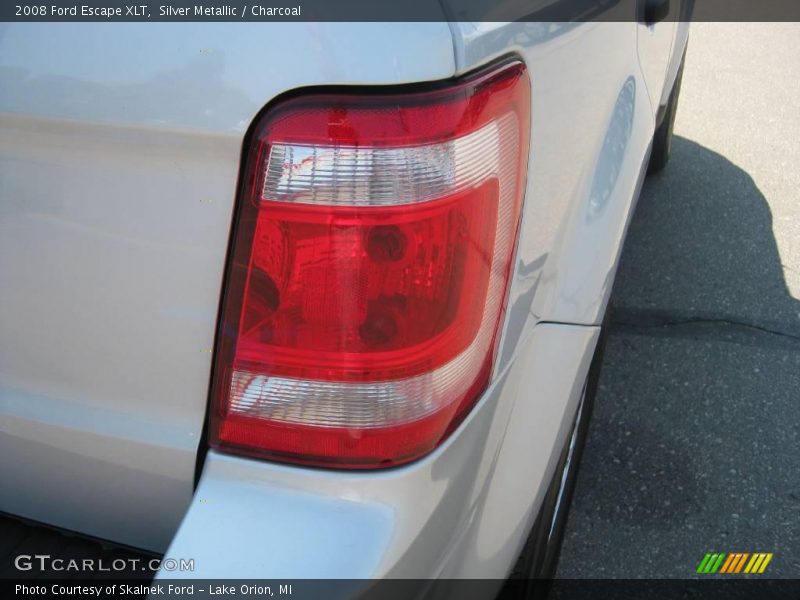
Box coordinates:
[160,322,599,582]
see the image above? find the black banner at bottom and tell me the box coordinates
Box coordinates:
[4,579,800,600]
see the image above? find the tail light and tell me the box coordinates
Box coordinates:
[210,60,530,469]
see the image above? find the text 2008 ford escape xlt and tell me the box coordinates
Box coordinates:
[0,12,689,596]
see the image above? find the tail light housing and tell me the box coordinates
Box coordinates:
[210,60,531,469]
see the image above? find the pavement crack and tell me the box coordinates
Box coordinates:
[609,307,800,347]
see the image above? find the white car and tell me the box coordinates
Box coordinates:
[0,15,689,593]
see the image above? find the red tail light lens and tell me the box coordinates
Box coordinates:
[210,60,530,469]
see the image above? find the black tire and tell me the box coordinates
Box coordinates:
[647,45,687,175]
[503,315,609,600]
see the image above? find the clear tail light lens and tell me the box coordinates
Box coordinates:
[210,60,530,468]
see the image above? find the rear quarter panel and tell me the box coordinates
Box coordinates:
[0,22,455,552]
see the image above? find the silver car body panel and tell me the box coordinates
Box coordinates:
[0,22,455,552]
[0,19,686,577]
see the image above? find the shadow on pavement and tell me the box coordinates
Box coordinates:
[612,136,800,339]
[557,136,800,578]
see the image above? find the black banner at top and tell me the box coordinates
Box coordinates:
[3,0,800,22]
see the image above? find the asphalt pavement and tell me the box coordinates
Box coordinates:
[556,23,800,579]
